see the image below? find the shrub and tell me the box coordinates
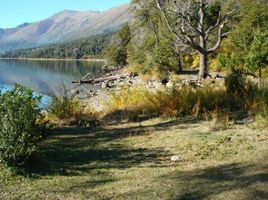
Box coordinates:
[49,96,82,121]
[0,85,42,167]
[225,72,246,96]
[48,96,99,127]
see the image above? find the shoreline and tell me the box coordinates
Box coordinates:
[0,57,106,62]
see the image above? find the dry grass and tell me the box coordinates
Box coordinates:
[103,82,268,126]
[209,109,230,131]
[0,118,267,200]
[46,96,99,127]
[103,85,236,121]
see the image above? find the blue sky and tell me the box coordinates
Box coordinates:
[0,0,131,28]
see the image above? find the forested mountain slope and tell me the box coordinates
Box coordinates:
[0,32,113,59]
[0,3,132,52]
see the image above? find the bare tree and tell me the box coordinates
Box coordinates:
[155,0,236,78]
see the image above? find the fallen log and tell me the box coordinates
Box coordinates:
[72,73,133,85]
[71,79,94,84]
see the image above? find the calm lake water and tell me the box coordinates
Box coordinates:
[0,59,105,97]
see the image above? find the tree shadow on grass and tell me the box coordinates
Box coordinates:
[27,123,174,177]
[26,118,199,178]
[46,118,199,142]
[160,161,268,200]
[102,107,201,125]
[96,117,199,139]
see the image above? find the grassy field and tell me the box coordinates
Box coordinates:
[0,118,267,200]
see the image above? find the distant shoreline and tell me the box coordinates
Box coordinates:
[0,57,106,62]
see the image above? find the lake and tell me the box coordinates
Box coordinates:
[0,59,105,97]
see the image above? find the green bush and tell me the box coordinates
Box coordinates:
[0,85,42,167]
[48,96,99,127]
[225,72,246,96]
[49,96,81,120]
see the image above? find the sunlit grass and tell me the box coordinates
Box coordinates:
[0,118,267,200]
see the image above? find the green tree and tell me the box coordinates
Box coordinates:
[230,0,268,53]
[219,0,268,75]
[131,0,182,75]
[2,33,112,59]
[247,31,268,86]
[0,85,42,167]
[105,24,131,66]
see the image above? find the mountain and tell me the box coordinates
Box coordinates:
[1,32,113,59]
[0,3,132,52]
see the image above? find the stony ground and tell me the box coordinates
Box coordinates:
[0,118,267,200]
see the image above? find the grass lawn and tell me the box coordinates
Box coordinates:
[0,118,267,200]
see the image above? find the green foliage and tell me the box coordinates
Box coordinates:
[118,24,132,46]
[0,85,42,167]
[246,31,268,77]
[231,0,268,52]
[105,24,131,66]
[153,38,180,73]
[129,0,181,75]
[219,0,268,73]
[218,52,245,72]
[2,32,113,59]
[205,1,222,28]
[49,96,81,120]
[225,72,246,96]
[105,44,128,66]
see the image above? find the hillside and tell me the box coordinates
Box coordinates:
[1,32,113,59]
[0,3,132,52]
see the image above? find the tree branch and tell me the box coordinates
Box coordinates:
[205,8,236,41]
[155,0,184,42]
[207,22,227,53]
[156,0,205,53]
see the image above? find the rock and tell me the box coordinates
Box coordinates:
[166,80,174,88]
[153,81,164,90]
[161,78,169,85]
[70,89,80,97]
[214,74,225,79]
[130,72,139,77]
[101,81,108,89]
[170,155,182,162]
[182,77,203,87]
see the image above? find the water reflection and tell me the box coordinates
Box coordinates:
[0,59,104,96]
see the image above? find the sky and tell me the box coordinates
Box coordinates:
[0,0,131,29]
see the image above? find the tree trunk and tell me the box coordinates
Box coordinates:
[176,51,182,74]
[258,67,262,88]
[199,53,208,78]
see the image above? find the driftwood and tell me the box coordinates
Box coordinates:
[72,72,138,86]
[72,75,125,85]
